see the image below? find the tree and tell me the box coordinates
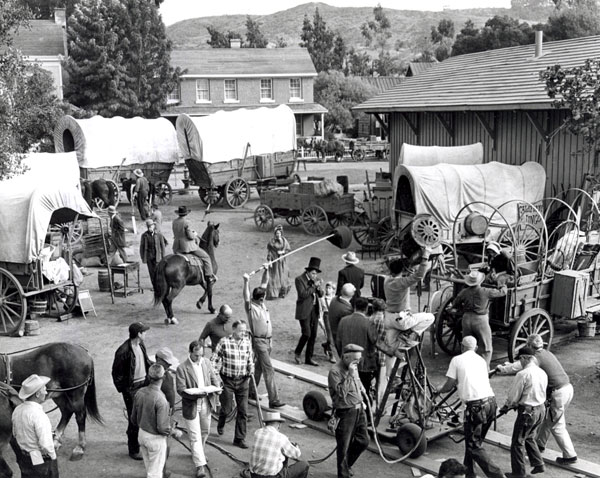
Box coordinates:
[540,59,600,154]
[300,7,345,72]
[20,0,79,19]
[430,18,455,60]
[245,16,268,48]
[543,2,600,40]
[344,47,372,76]
[64,0,179,118]
[275,36,287,48]
[361,4,392,55]
[206,25,242,48]
[314,71,378,133]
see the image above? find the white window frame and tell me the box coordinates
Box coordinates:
[289,78,303,102]
[224,79,239,103]
[260,78,274,103]
[195,79,210,103]
[166,84,180,104]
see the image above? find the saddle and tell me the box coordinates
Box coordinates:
[175,253,204,271]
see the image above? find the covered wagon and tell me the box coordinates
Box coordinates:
[54,115,179,207]
[176,105,298,208]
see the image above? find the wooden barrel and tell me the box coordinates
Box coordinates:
[24,320,40,336]
[98,270,111,292]
[30,300,47,316]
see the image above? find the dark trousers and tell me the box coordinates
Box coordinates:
[321,311,336,358]
[122,384,143,454]
[146,257,157,288]
[251,460,309,478]
[137,190,149,219]
[12,440,59,478]
[511,404,545,476]
[335,407,369,478]
[464,398,504,478]
[358,371,375,398]
[219,375,249,442]
[294,307,319,362]
[253,338,279,403]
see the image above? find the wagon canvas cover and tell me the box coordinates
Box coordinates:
[393,161,546,229]
[399,143,483,166]
[0,153,95,264]
[54,115,179,168]
[177,105,296,164]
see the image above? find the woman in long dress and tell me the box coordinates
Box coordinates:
[266,225,292,299]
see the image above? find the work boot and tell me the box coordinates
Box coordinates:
[129,452,143,461]
[556,456,577,465]
[196,465,207,478]
[233,439,248,449]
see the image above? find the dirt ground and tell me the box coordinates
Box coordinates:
[2,160,600,478]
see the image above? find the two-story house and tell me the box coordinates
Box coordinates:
[163,45,327,139]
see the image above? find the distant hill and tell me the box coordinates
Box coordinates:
[165,1,552,55]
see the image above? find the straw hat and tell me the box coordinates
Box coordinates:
[464,270,485,287]
[134,169,144,178]
[19,374,51,400]
[342,251,360,264]
[263,411,285,423]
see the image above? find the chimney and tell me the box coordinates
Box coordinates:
[535,30,543,58]
[230,38,241,49]
[54,8,66,27]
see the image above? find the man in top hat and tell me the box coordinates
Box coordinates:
[140,219,167,289]
[112,321,152,460]
[294,257,324,366]
[335,252,364,300]
[249,411,309,478]
[328,344,370,478]
[12,374,59,478]
[131,363,182,478]
[452,270,507,369]
[108,205,128,263]
[132,168,150,220]
[500,347,547,478]
[172,206,215,284]
[482,241,516,286]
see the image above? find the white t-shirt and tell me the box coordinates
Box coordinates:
[446,350,494,402]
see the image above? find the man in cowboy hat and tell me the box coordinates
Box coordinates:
[294,257,324,366]
[140,219,167,289]
[108,205,128,263]
[172,206,216,284]
[12,374,59,477]
[132,168,150,220]
[335,251,364,301]
[452,270,507,369]
[249,411,309,478]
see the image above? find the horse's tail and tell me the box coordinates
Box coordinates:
[153,259,169,307]
[84,362,103,425]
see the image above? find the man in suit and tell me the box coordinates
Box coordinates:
[172,206,215,284]
[108,205,128,263]
[328,284,355,356]
[139,219,167,289]
[176,340,221,478]
[335,252,364,299]
[294,257,324,366]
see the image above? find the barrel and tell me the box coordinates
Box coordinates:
[24,320,40,336]
[30,300,47,317]
[464,212,488,236]
[98,269,111,292]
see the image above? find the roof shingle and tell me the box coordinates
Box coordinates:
[12,20,66,57]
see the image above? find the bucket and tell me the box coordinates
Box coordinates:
[577,320,596,337]
[30,300,47,317]
[24,320,40,336]
[98,270,111,292]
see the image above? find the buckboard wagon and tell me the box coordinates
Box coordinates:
[253,181,355,236]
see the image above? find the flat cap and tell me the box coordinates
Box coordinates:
[343,344,364,354]
[129,321,150,335]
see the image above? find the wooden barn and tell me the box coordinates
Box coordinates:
[354,34,600,196]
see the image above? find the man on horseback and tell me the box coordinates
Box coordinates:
[172,206,216,284]
[12,374,59,478]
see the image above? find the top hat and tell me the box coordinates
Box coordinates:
[176,206,190,216]
[342,251,359,264]
[305,257,321,273]
[19,374,51,400]
[262,411,285,423]
[464,270,485,287]
[133,169,144,177]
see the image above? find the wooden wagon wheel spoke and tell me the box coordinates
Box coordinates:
[499,223,541,264]
[254,205,275,232]
[435,297,462,356]
[154,181,172,205]
[198,187,222,206]
[375,216,394,246]
[50,221,83,247]
[508,308,553,361]
[351,211,371,245]
[286,215,301,227]
[0,269,26,336]
[329,212,354,228]
[106,179,120,207]
[302,205,329,236]
[225,178,250,209]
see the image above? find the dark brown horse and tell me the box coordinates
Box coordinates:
[153,222,219,321]
[0,383,19,477]
[0,343,102,463]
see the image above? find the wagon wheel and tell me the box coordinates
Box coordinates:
[302,205,329,236]
[383,232,402,256]
[375,216,394,247]
[329,211,354,228]
[254,205,275,232]
[50,221,83,246]
[0,269,27,336]
[508,308,553,361]
[286,214,302,227]
[545,219,579,277]
[198,187,222,206]
[225,178,250,209]
[425,243,454,290]
[436,296,462,356]
[154,181,172,205]
[429,284,454,316]
[54,283,79,315]
[498,223,541,264]
[351,211,371,245]
[353,149,366,162]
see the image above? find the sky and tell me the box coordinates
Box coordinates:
[159,0,512,26]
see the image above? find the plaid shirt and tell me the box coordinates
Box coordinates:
[250,425,301,476]
[210,334,254,378]
[370,311,386,365]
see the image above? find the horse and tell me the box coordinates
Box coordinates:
[313,138,345,161]
[0,383,19,477]
[81,179,118,209]
[0,343,102,463]
[153,221,220,322]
